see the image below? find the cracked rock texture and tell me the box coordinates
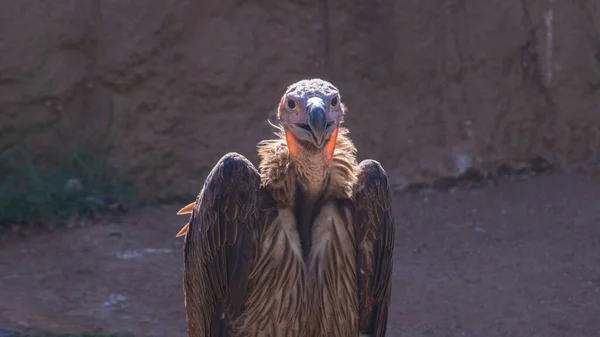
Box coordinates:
[1,1,599,198]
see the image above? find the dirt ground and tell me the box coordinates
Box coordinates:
[1,172,599,337]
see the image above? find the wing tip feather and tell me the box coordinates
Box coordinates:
[176,223,189,237]
[177,201,196,215]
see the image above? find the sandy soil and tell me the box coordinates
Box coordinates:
[1,173,599,337]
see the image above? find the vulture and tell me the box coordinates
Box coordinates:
[176,78,395,337]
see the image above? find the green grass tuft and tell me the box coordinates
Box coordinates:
[0,147,135,227]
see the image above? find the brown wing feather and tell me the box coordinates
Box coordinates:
[183,152,262,337]
[353,159,395,337]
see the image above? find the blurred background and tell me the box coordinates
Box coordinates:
[0,1,599,337]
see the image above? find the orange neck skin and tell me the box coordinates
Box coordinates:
[324,127,338,160]
[284,126,339,161]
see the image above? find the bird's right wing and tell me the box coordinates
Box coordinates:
[180,152,262,337]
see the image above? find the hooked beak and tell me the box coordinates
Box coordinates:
[306,98,327,148]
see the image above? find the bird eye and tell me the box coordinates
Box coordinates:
[331,96,338,107]
[287,99,296,109]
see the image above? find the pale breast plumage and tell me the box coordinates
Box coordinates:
[308,202,359,336]
[236,203,358,337]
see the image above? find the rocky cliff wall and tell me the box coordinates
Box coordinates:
[1,0,599,198]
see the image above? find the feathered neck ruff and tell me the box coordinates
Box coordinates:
[256,124,358,208]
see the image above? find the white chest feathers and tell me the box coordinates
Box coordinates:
[237,201,359,337]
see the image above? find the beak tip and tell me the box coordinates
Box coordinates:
[316,135,326,148]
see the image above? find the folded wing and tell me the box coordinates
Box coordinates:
[181,152,262,337]
[353,159,395,337]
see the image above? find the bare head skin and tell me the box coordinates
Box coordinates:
[277,78,345,162]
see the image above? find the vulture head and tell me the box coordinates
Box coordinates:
[277,78,345,161]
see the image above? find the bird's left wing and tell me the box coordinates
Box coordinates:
[352,159,395,337]
[177,153,263,337]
